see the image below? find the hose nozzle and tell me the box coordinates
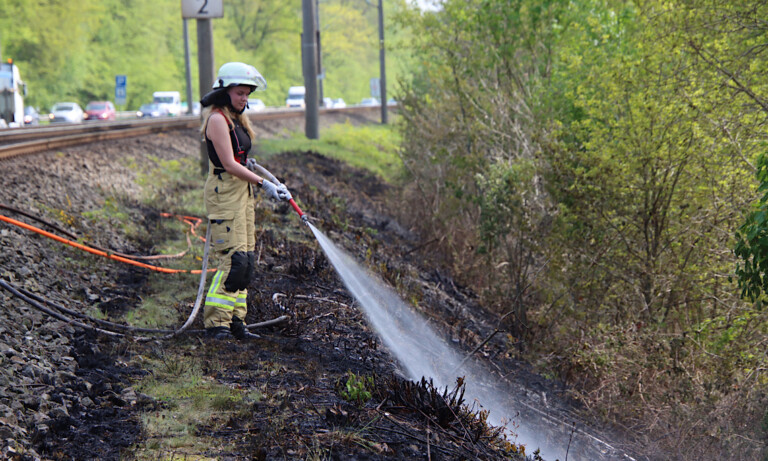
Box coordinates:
[289,199,309,225]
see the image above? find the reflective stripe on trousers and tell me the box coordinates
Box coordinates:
[203,166,255,328]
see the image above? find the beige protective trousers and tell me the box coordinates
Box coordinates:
[203,167,256,328]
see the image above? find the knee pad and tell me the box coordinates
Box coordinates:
[224,251,250,292]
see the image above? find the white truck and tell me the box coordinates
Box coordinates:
[152,91,182,117]
[285,86,306,108]
[0,58,27,127]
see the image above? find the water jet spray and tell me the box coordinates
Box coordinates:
[291,200,635,461]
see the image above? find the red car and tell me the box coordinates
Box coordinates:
[84,101,116,121]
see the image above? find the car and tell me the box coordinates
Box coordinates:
[0,119,7,129]
[286,86,306,108]
[23,106,40,125]
[332,98,346,108]
[245,99,266,113]
[48,102,84,124]
[360,97,380,106]
[136,103,167,118]
[84,101,116,121]
[180,101,201,115]
[153,91,182,116]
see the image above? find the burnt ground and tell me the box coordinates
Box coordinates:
[0,117,643,460]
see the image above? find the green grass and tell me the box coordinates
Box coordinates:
[130,354,247,458]
[256,122,403,183]
[81,196,140,236]
[136,155,205,217]
[125,272,198,328]
[119,154,209,329]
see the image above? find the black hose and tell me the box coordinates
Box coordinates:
[0,203,79,240]
[0,279,124,337]
[15,286,175,334]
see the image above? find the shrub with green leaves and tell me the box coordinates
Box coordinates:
[338,371,374,408]
[735,153,768,302]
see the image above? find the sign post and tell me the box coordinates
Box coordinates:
[181,0,223,174]
[115,75,127,107]
[181,0,223,19]
[377,0,387,124]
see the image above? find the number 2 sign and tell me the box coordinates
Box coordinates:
[181,0,223,19]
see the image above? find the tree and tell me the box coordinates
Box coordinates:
[395,0,567,340]
[395,0,768,456]
[225,0,298,55]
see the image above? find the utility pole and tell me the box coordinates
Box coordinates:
[378,0,387,124]
[197,18,215,174]
[182,0,222,174]
[196,19,215,106]
[183,19,194,115]
[316,0,324,105]
[302,0,319,139]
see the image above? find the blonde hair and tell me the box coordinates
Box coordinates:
[200,104,256,140]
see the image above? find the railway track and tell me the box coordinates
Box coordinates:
[0,106,378,160]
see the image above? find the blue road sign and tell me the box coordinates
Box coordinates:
[115,75,127,106]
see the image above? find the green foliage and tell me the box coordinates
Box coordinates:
[394,0,565,334]
[735,153,768,302]
[476,159,541,337]
[338,371,374,408]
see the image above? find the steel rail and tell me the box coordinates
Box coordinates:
[0,117,192,144]
[0,116,199,160]
[0,106,379,160]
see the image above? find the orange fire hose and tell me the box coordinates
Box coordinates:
[0,214,214,274]
[160,212,206,241]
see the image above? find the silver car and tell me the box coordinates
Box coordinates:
[359,98,380,107]
[49,102,84,124]
[137,103,167,118]
[245,99,266,113]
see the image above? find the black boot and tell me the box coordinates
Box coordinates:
[205,326,234,340]
[230,317,260,341]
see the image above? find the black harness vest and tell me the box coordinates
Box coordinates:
[205,111,251,175]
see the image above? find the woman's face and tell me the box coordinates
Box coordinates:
[227,85,251,112]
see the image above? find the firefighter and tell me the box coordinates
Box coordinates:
[200,62,291,340]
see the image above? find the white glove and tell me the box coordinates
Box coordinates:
[259,179,281,201]
[276,183,292,201]
[246,158,280,184]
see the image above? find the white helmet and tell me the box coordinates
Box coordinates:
[212,62,267,92]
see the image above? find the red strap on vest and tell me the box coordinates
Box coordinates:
[212,109,246,165]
